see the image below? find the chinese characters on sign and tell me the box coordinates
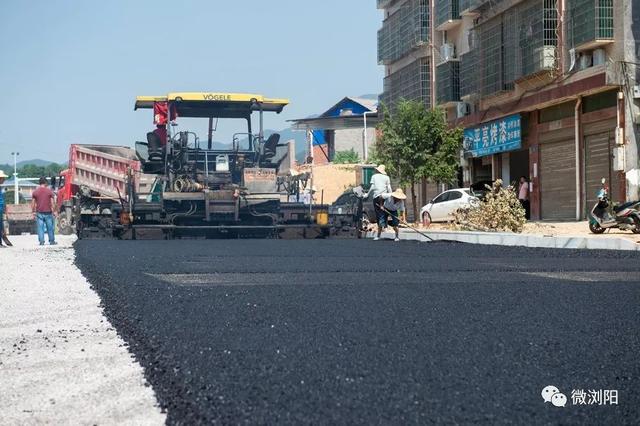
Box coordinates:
[570,389,618,405]
[463,114,522,158]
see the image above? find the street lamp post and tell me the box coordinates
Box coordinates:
[362,111,375,163]
[11,151,19,204]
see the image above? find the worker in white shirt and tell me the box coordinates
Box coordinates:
[364,164,392,239]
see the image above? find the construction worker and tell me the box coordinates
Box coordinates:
[31,177,57,246]
[364,164,392,240]
[380,188,407,241]
[0,170,7,247]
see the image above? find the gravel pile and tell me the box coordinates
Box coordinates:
[0,235,165,425]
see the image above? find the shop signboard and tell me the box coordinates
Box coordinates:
[463,114,521,157]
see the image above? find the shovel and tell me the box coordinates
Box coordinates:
[381,206,435,242]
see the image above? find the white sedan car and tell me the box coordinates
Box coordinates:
[420,189,479,223]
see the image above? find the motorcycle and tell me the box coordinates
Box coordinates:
[589,178,640,234]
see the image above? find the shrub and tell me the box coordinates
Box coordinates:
[453,179,526,233]
[333,149,360,164]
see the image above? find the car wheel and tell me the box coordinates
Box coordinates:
[422,211,432,228]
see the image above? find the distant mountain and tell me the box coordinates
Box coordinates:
[17,159,59,167]
[357,94,379,101]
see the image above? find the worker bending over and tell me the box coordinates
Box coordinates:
[378,188,406,241]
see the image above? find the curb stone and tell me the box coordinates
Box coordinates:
[368,229,640,251]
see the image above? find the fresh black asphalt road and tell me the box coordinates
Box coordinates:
[75,239,640,424]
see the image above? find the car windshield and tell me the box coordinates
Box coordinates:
[463,189,471,195]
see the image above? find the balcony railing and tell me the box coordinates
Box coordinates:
[436,61,461,104]
[569,0,614,50]
[435,0,461,29]
[377,0,430,64]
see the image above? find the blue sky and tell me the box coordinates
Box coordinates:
[0,1,383,164]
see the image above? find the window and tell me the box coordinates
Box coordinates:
[433,192,450,203]
[448,191,463,201]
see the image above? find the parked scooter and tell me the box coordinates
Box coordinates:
[589,178,640,234]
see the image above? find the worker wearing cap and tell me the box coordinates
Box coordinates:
[0,170,7,247]
[364,165,392,240]
[379,188,407,241]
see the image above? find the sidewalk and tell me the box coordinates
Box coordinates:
[0,235,165,425]
[371,221,640,251]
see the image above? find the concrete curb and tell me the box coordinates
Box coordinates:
[369,229,640,251]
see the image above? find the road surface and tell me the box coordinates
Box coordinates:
[75,239,640,424]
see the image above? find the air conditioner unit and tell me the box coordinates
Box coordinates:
[440,43,456,62]
[456,102,471,118]
[534,46,556,70]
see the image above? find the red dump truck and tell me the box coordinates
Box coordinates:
[56,144,153,234]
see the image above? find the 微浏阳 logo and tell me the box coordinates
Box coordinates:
[541,385,567,407]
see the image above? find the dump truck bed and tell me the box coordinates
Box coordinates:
[68,144,141,199]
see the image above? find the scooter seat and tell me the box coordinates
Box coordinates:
[613,201,639,213]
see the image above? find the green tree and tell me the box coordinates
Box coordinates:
[333,149,360,164]
[376,100,462,221]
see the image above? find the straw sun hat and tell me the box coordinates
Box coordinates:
[375,164,387,175]
[390,188,406,200]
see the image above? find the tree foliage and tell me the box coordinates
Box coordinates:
[375,100,462,220]
[0,162,66,178]
[333,149,360,164]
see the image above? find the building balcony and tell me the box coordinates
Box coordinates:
[459,51,479,99]
[436,60,461,105]
[377,0,395,9]
[435,0,461,31]
[377,0,430,65]
[459,0,479,16]
[569,0,614,51]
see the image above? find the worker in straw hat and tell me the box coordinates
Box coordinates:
[0,170,8,247]
[378,188,407,241]
[364,164,392,240]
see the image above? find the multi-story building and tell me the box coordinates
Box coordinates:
[378,0,640,221]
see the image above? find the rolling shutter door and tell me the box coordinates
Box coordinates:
[584,131,613,210]
[584,119,619,207]
[540,128,576,220]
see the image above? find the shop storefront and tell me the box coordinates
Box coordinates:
[463,90,622,222]
[463,113,530,188]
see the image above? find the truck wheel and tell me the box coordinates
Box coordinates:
[57,217,75,235]
[589,221,605,234]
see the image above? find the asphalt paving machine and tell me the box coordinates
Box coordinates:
[75,92,333,239]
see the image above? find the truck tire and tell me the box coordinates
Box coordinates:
[57,217,75,235]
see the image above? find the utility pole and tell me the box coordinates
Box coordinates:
[11,151,19,204]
